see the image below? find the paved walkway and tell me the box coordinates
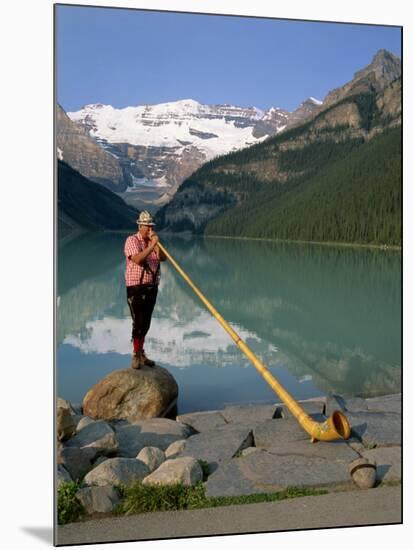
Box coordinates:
[57,485,401,546]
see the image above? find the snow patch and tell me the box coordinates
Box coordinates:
[309,97,323,105]
[129,175,170,189]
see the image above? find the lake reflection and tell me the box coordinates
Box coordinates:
[57,233,401,412]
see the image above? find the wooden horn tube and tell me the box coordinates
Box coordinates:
[158,241,351,443]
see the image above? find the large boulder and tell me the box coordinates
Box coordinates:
[57,445,96,481]
[165,440,187,458]
[113,418,192,457]
[84,457,150,487]
[205,449,352,498]
[346,411,401,447]
[142,457,203,487]
[136,447,166,473]
[176,424,253,474]
[361,446,401,482]
[76,486,121,514]
[177,411,227,433]
[64,420,119,460]
[221,404,281,425]
[82,367,178,422]
[76,416,95,432]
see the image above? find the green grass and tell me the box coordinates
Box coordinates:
[115,481,328,516]
[115,481,206,515]
[57,481,85,525]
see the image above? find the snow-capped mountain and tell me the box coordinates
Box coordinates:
[69,100,269,156]
[64,97,321,209]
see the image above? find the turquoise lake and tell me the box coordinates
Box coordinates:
[56,232,401,414]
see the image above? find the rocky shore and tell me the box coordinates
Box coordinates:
[57,366,401,522]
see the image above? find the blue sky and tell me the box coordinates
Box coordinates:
[56,5,401,113]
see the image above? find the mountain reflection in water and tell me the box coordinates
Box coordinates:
[57,233,401,411]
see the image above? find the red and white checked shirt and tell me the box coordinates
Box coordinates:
[124,232,161,286]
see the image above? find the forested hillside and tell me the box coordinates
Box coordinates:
[205,127,401,245]
[58,160,137,238]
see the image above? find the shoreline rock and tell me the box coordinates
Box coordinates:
[82,366,178,423]
[57,391,401,521]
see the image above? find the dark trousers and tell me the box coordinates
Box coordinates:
[126,284,158,339]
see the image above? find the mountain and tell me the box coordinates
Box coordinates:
[57,160,137,239]
[155,49,401,245]
[64,98,321,209]
[285,97,323,129]
[323,49,401,107]
[56,104,129,192]
[206,127,401,245]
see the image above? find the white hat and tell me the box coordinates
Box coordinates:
[136,210,156,226]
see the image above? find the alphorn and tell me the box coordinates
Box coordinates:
[158,241,351,442]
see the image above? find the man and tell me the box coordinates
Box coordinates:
[124,210,166,369]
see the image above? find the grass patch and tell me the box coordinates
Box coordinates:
[57,481,85,525]
[115,481,206,515]
[206,486,327,508]
[115,481,328,516]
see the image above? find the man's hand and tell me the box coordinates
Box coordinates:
[149,232,159,247]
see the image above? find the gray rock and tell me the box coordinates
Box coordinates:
[346,411,401,447]
[65,420,119,458]
[77,416,96,432]
[342,397,369,413]
[76,486,120,514]
[264,439,360,462]
[325,395,368,415]
[253,418,310,447]
[136,447,166,473]
[205,459,264,497]
[93,456,109,467]
[177,411,227,432]
[177,424,253,473]
[362,446,401,482]
[277,400,325,419]
[84,457,149,487]
[366,394,401,414]
[326,394,401,416]
[57,445,96,480]
[205,448,352,497]
[221,404,281,426]
[324,395,347,416]
[143,457,203,487]
[237,449,352,490]
[57,464,72,488]
[165,440,187,458]
[113,418,191,458]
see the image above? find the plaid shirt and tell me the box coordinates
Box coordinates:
[124,232,161,286]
